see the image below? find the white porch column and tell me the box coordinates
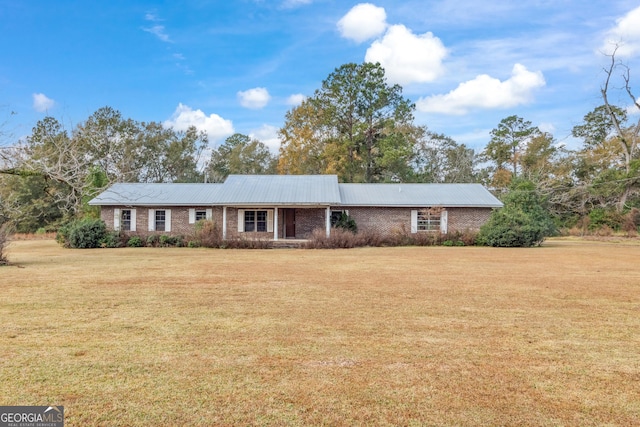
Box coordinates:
[222,206,227,240]
[274,208,279,241]
[325,206,331,238]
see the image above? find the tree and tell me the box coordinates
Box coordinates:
[278,62,419,182]
[206,133,276,183]
[478,180,555,247]
[278,100,330,175]
[412,131,476,183]
[1,107,212,231]
[482,115,541,188]
[592,46,640,211]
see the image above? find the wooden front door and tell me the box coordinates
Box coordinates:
[285,209,296,238]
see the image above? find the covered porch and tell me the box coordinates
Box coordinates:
[221,206,333,241]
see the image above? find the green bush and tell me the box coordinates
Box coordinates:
[588,208,623,231]
[478,180,555,247]
[146,234,159,247]
[57,218,107,249]
[127,236,143,247]
[333,212,358,233]
[101,230,124,248]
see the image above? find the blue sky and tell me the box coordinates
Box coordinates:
[2,1,640,153]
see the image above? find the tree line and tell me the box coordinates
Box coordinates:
[1,57,639,234]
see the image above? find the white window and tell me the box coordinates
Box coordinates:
[189,208,213,224]
[411,209,447,233]
[148,209,171,232]
[114,208,136,231]
[155,210,166,232]
[237,209,273,233]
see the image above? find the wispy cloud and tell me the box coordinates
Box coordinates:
[281,0,312,9]
[142,12,172,43]
[286,93,306,106]
[32,93,55,112]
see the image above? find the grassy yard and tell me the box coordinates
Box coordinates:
[1,239,639,426]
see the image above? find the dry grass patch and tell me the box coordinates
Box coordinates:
[1,239,639,426]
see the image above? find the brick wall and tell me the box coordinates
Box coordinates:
[340,206,495,236]
[101,206,223,237]
[99,205,495,239]
[447,208,494,232]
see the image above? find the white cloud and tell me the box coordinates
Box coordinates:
[143,25,171,42]
[237,87,271,109]
[286,93,306,106]
[143,12,171,42]
[249,124,281,152]
[164,103,234,143]
[602,6,640,57]
[416,63,545,115]
[365,24,447,85]
[337,3,387,43]
[32,93,55,112]
[538,122,556,134]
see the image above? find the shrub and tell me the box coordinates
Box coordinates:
[159,234,173,247]
[478,180,555,247]
[622,208,640,236]
[127,236,144,247]
[193,220,222,248]
[333,212,358,233]
[102,230,125,248]
[146,234,159,247]
[224,235,273,249]
[588,208,623,231]
[0,222,13,266]
[57,218,107,249]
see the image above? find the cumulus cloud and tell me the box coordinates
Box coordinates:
[337,3,387,43]
[365,24,447,85]
[286,93,306,106]
[237,87,271,109]
[416,64,545,115]
[32,93,55,112]
[602,5,640,57]
[249,124,281,152]
[164,103,234,142]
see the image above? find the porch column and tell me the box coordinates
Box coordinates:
[325,206,331,238]
[222,206,227,240]
[273,207,279,241]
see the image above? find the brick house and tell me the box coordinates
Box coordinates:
[89,175,502,240]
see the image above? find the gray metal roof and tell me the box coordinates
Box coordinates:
[338,183,503,207]
[216,174,341,206]
[88,183,224,206]
[89,176,502,208]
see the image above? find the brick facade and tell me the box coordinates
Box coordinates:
[100,205,495,239]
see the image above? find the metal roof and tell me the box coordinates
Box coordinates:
[338,183,503,208]
[216,174,342,205]
[88,183,224,206]
[89,176,502,208]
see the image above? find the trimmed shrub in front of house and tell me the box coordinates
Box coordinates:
[56,218,107,249]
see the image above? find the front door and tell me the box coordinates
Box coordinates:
[285,209,296,238]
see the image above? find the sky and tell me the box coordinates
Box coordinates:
[2,0,640,154]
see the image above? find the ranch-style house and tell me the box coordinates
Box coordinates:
[89,174,503,240]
